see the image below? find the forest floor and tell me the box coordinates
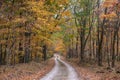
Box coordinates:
[67,58,120,80]
[0,57,119,80]
[0,58,54,80]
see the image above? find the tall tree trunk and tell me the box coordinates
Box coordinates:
[80,28,85,62]
[24,34,30,63]
[43,44,47,61]
[112,31,116,67]
[106,33,110,67]
[76,35,79,58]
[0,44,2,65]
[116,31,119,61]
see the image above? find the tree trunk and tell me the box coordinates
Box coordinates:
[43,45,47,61]
[0,44,2,65]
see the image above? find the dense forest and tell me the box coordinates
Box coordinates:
[0,0,120,80]
[0,0,120,69]
[0,0,67,65]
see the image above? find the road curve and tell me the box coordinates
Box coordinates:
[40,56,79,80]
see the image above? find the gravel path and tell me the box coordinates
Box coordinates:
[40,56,80,80]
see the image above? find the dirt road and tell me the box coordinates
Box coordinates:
[40,56,79,80]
